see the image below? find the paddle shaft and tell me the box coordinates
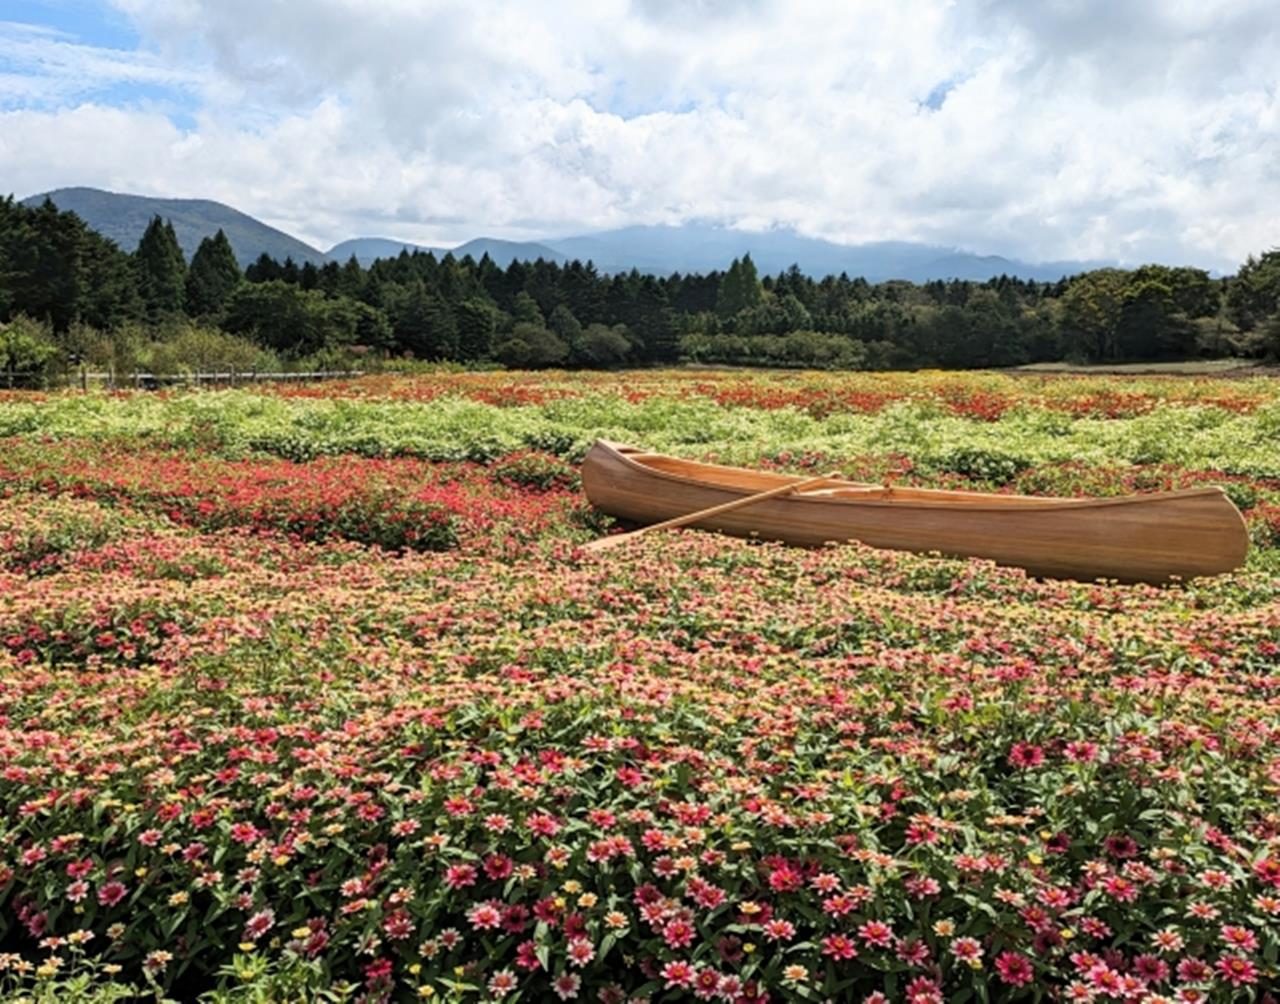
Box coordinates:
[583,470,842,552]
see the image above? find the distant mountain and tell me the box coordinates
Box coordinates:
[327,236,565,268]
[22,186,1110,281]
[452,238,566,267]
[542,225,1108,282]
[21,187,329,267]
[327,237,443,263]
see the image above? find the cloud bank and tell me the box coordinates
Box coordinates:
[1,0,1277,268]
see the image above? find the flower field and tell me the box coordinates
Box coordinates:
[1,369,1279,1003]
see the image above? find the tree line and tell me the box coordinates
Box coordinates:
[2,194,1278,383]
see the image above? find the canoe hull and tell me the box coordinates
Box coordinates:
[582,441,1249,583]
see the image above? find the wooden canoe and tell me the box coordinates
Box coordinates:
[581,440,1249,583]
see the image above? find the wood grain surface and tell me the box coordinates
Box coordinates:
[581,440,1250,584]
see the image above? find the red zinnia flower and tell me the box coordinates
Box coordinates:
[995,951,1034,986]
[821,934,859,960]
[1215,954,1258,986]
[96,881,127,907]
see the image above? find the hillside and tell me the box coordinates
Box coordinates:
[328,236,565,268]
[21,186,1109,281]
[21,187,329,267]
[543,225,1108,282]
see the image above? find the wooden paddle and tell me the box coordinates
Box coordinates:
[582,471,842,552]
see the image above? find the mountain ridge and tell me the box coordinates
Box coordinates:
[22,187,329,267]
[22,186,1112,282]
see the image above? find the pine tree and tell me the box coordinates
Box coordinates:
[134,216,187,322]
[455,298,498,360]
[338,255,367,301]
[715,256,763,319]
[246,253,282,283]
[511,291,545,326]
[547,304,583,345]
[185,230,242,316]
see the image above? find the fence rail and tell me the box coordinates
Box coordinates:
[3,369,366,389]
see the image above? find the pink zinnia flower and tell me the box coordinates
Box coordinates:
[858,920,895,947]
[229,822,260,844]
[1007,742,1044,768]
[526,813,560,837]
[567,938,595,967]
[663,918,695,949]
[1253,857,1280,887]
[692,967,721,1000]
[96,881,127,907]
[995,951,1034,986]
[66,859,93,879]
[1215,955,1258,986]
[952,937,982,963]
[763,918,795,942]
[661,960,695,989]
[467,901,503,930]
[443,863,477,888]
[821,934,858,960]
[1219,925,1258,952]
[487,969,518,997]
[768,864,802,892]
[244,908,275,940]
[383,910,414,940]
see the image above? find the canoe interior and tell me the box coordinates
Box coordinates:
[583,441,1250,584]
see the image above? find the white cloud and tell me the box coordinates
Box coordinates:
[1,0,1276,267]
[0,19,201,106]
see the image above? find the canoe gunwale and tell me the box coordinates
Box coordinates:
[593,440,1231,513]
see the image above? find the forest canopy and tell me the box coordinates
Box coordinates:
[1,195,1278,383]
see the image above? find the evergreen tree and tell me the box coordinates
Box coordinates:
[6,199,82,330]
[246,253,282,283]
[455,298,499,360]
[384,280,458,358]
[134,216,187,322]
[632,276,678,362]
[316,261,343,297]
[715,254,763,318]
[511,291,545,326]
[337,255,368,301]
[547,304,583,346]
[185,230,242,317]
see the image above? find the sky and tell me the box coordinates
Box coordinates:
[1,0,1277,269]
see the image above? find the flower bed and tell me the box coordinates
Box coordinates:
[1,370,1279,1001]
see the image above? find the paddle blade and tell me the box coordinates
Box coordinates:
[580,532,634,552]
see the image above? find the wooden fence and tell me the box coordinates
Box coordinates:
[3,370,366,390]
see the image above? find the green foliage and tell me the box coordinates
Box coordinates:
[133,216,187,322]
[3,194,1278,369]
[491,450,579,490]
[222,281,367,357]
[681,329,869,369]
[510,290,545,326]
[0,314,61,386]
[494,322,568,367]
[0,196,139,331]
[1226,248,1280,333]
[572,323,632,366]
[454,297,500,360]
[142,324,279,376]
[716,253,763,318]
[935,446,1032,485]
[185,229,243,316]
